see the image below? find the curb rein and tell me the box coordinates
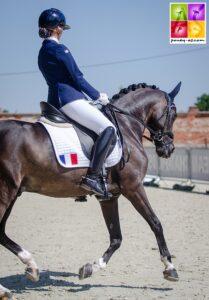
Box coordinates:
[103,93,176,167]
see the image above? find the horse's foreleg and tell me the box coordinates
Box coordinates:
[0,198,39,282]
[79,196,122,280]
[124,183,178,281]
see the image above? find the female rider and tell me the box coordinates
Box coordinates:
[38,8,116,197]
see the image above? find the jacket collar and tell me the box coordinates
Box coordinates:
[45,37,60,44]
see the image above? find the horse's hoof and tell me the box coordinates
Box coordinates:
[25,267,40,282]
[163,268,179,282]
[0,286,13,300]
[79,263,93,280]
[75,196,87,202]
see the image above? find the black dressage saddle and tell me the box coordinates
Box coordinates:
[40,101,115,159]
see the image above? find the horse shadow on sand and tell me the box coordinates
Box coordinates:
[0,270,173,296]
[0,270,173,294]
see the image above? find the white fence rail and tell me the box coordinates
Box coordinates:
[145,147,209,182]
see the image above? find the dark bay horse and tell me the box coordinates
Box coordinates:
[0,82,181,299]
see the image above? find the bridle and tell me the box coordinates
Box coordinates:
[149,93,176,145]
[106,92,176,145]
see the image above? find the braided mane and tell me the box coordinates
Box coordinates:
[111,83,159,100]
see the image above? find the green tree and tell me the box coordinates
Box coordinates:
[195,94,209,111]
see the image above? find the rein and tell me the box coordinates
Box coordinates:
[106,103,153,142]
[105,104,157,144]
[106,93,175,144]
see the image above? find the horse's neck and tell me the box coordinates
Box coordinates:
[114,90,157,125]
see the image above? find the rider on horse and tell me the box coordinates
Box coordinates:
[38,8,117,198]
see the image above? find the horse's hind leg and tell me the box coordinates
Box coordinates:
[79,196,122,279]
[124,183,178,282]
[0,192,39,284]
[0,184,14,298]
[0,284,13,300]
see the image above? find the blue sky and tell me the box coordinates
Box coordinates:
[0,0,208,113]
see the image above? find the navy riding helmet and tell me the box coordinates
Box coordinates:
[39,8,70,38]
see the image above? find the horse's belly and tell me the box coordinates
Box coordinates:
[24,168,88,198]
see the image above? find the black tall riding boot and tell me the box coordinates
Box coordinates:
[81,126,116,195]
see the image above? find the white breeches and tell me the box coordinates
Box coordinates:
[60,99,116,135]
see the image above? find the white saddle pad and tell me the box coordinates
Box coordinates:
[38,119,122,168]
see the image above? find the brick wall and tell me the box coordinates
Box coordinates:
[174,106,209,147]
[1,106,209,147]
[142,106,209,147]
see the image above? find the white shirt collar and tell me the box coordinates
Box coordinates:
[45,37,60,44]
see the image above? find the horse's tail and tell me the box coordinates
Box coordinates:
[0,119,24,150]
[0,119,25,191]
[0,119,15,135]
[0,120,13,151]
[0,120,10,137]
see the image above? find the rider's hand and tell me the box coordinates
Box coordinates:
[96,93,110,105]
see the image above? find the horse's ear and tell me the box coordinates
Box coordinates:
[168,81,182,102]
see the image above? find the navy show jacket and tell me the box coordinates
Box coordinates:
[38,39,100,109]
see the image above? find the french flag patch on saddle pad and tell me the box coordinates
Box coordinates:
[60,152,78,166]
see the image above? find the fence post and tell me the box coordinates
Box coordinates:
[187,147,192,181]
[157,155,161,178]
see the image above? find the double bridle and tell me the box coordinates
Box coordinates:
[106,92,176,145]
[149,93,176,144]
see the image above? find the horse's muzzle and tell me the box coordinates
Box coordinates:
[155,136,175,158]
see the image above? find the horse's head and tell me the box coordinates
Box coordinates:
[147,82,181,158]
